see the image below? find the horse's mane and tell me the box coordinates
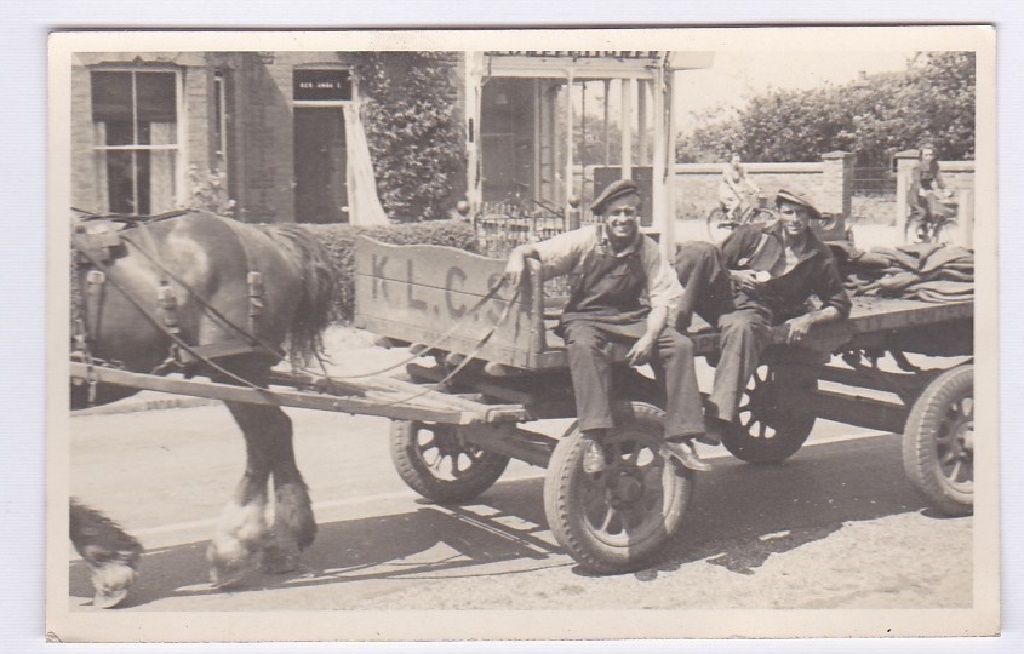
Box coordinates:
[254,223,336,369]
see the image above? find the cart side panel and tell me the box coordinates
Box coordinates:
[353,236,543,368]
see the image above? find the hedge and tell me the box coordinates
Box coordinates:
[304,219,479,324]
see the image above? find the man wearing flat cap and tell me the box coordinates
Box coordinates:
[674,189,852,439]
[503,179,710,472]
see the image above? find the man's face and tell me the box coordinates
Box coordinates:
[922,148,935,163]
[777,201,811,237]
[603,195,640,244]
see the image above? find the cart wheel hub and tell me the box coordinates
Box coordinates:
[609,472,644,506]
[960,423,974,452]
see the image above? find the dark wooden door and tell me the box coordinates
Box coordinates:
[294,108,347,223]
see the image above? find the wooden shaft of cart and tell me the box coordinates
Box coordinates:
[68,361,527,426]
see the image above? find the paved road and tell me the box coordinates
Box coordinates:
[67,366,972,613]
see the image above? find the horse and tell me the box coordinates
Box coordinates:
[69,209,335,607]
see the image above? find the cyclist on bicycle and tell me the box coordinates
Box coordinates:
[907,143,955,242]
[719,154,762,222]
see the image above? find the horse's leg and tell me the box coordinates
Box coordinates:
[261,410,317,574]
[206,400,273,587]
[69,499,142,608]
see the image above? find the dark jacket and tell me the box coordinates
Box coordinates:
[720,222,852,323]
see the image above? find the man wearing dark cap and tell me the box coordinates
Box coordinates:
[503,179,710,472]
[674,189,852,437]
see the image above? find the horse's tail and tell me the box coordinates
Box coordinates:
[257,224,336,367]
[70,498,143,557]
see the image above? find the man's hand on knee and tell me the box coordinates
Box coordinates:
[626,333,656,367]
[785,313,815,344]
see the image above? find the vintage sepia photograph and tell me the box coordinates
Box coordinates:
[46,26,998,642]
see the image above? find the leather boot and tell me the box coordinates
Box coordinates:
[662,437,711,472]
[581,430,608,474]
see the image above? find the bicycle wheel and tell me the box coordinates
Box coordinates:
[706,206,735,242]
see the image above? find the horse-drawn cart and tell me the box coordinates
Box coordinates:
[70,235,974,575]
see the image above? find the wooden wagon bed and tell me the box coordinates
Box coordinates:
[353,237,973,369]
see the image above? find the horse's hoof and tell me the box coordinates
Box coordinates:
[207,542,260,589]
[93,587,130,609]
[89,563,137,608]
[260,546,299,575]
[209,562,259,590]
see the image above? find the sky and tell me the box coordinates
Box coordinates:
[672,51,918,135]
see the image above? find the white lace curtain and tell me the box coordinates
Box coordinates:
[92,121,176,215]
[342,102,389,226]
[148,122,176,214]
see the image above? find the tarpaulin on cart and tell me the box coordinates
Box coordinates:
[839,243,973,303]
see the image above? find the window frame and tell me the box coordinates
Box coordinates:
[90,65,187,215]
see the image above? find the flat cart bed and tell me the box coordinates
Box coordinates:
[353,237,972,368]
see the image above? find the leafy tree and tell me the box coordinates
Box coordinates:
[681,51,976,165]
[358,52,466,222]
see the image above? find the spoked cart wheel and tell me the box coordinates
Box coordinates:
[720,362,818,464]
[390,420,510,503]
[543,402,695,574]
[902,364,974,516]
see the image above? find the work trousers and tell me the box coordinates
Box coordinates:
[707,309,773,422]
[563,322,705,437]
[674,241,735,332]
[674,241,818,423]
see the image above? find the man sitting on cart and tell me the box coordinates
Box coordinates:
[502,179,711,472]
[674,189,853,439]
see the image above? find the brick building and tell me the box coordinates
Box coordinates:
[69,50,711,254]
[70,50,465,224]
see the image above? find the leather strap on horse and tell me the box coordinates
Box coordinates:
[70,236,265,391]
[84,269,106,343]
[118,231,286,361]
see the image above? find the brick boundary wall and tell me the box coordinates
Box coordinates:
[670,151,854,220]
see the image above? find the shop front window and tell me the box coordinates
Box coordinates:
[91,69,180,215]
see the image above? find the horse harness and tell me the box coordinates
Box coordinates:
[70,211,281,398]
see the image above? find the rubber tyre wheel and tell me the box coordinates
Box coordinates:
[706,206,733,242]
[720,363,817,464]
[390,420,510,504]
[543,402,694,574]
[902,365,973,516]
